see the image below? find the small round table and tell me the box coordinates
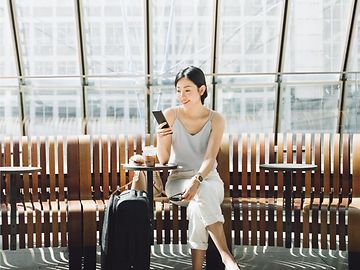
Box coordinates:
[0,166,41,250]
[122,163,177,244]
[260,163,317,248]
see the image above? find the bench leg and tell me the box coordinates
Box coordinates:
[348,206,360,270]
[83,246,96,270]
[205,237,225,270]
[69,246,82,269]
[68,201,83,270]
[348,251,360,270]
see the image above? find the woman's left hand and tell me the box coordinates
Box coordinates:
[181,178,200,201]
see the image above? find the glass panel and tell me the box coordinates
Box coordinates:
[347,4,360,72]
[23,87,83,135]
[283,0,353,80]
[0,87,22,136]
[217,0,283,82]
[343,74,360,133]
[82,0,145,85]
[14,0,80,84]
[279,83,341,133]
[0,0,18,86]
[217,84,276,133]
[152,0,214,81]
[87,87,145,135]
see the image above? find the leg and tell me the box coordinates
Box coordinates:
[207,222,239,269]
[191,249,206,270]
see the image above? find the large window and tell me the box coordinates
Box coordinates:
[217,84,276,133]
[83,0,145,86]
[0,0,359,137]
[87,87,145,135]
[152,0,214,81]
[283,0,353,80]
[279,83,341,133]
[15,0,80,80]
[23,87,83,136]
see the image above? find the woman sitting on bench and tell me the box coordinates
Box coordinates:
[156,66,240,270]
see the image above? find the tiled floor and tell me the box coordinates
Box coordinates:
[0,244,348,269]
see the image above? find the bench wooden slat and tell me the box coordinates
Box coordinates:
[241,134,249,245]
[259,134,266,246]
[79,135,97,267]
[48,137,59,247]
[293,133,302,248]
[42,138,51,248]
[320,134,330,249]
[67,136,83,268]
[339,134,350,251]
[110,136,117,192]
[276,133,284,247]
[12,140,26,249]
[250,134,257,245]
[329,134,340,250]
[30,138,42,248]
[57,137,67,247]
[119,135,126,192]
[172,204,179,244]
[233,135,239,198]
[127,135,135,181]
[21,138,35,248]
[232,135,241,245]
[93,137,101,200]
[267,133,275,246]
[101,135,110,199]
[349,134,360,254]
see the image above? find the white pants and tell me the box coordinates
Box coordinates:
[165,170,225,250]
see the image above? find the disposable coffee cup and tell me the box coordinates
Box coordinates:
[143,146,157,167]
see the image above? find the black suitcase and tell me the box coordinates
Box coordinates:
[101,189,151,270]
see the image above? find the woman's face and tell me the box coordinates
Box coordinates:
[176,77,204,107]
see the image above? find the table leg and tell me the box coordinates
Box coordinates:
[146,170,154,245]
[284,171,292,248]
[10,174,17,250]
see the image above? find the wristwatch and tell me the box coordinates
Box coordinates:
[195,173,204,183]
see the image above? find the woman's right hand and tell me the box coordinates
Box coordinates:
[156,123,173,138]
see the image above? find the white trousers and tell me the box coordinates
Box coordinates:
[165,170,225,250]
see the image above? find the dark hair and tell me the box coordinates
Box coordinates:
[174,66,208,105]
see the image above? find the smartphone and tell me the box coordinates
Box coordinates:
[169,192,183,202]
[152,110,170,128]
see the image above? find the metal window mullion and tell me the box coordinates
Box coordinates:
[8,0,26,135]
[338,0,359,134]
[75,0,88,135]
[145,0,152,135]
[274,0,290,139]
[211,0,220,111]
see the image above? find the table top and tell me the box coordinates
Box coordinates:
[260,163,317,172]
[0,166,42,174]
[123,163,178,171]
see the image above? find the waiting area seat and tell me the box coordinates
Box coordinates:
[1,133,360,269]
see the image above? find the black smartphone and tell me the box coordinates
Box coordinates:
[169,192,183,202]
[152,110,170,128]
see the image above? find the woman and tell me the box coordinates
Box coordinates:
[156,66,240,270]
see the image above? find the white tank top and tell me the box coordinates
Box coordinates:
[168,108,217,172]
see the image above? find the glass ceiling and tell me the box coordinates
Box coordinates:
[0,0,359,137]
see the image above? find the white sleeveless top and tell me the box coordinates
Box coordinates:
[168,108,217,172]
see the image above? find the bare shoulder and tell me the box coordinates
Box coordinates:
[211,111,225,125]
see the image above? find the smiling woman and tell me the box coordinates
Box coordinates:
[156,66,240,270]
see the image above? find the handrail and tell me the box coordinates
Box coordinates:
[0,71,359,80]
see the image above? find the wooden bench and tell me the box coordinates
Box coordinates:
[1,133,359,269]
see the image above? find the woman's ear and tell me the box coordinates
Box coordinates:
[199,85,206,96]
